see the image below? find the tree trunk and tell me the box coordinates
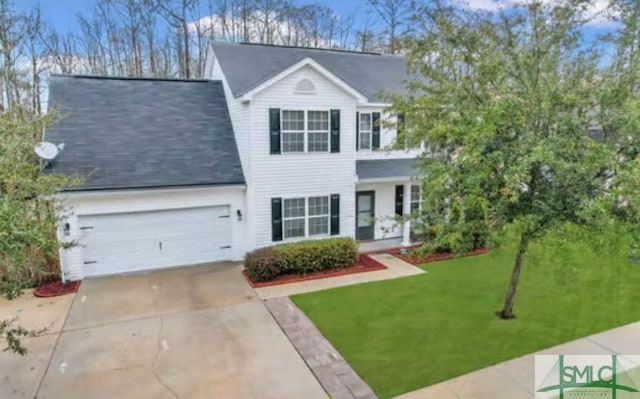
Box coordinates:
[497,232,529,319]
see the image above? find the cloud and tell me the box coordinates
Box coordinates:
[455,0,616,27]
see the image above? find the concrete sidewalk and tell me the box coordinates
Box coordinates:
[254,253,425,300]
[394,322,640,399]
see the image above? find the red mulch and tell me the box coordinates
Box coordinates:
[34,280,81,298]
[242,254,388,288]
[390,246,490,265]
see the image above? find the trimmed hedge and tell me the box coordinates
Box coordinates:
[244,237,358,282]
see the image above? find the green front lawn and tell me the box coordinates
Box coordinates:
[291,230,640,398]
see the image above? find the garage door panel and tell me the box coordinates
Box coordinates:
[79,206,232,277]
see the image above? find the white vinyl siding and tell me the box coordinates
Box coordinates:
[251,66,356,249]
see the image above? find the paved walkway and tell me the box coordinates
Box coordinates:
[254,253,425,300]
[394,321,640,399]
[266,297,377,399]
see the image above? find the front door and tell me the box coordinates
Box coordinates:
[356,191,375,240]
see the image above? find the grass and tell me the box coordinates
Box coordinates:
[291,229,640,398]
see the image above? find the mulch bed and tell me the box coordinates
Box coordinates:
[33,280,81,298]
[242,253,388,288]
[390,246,489,265]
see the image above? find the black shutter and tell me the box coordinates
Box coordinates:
[397,112,406,136]
[355,112,360,150]
[330,194,340,235]
[330,109,340,153]
[271,198,283,241]
[269,108,281,154]
[372,112,381,149]
[395,185,404,216]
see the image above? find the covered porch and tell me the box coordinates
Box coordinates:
[355,158,419,251]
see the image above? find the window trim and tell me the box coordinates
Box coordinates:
[306,110,330,153]
[281,110,305,154]
[308,196,330,236]
[358,112,373,151]
[280,108,331,154]
[281,194,332,240]
[282,197,306,239]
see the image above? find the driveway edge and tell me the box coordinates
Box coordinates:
[265,297,377,399]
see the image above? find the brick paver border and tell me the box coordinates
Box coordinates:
[265,297,377,399]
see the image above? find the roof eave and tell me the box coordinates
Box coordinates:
[61,181,247,194]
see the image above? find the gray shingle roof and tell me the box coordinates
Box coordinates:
[211,42,408,102]
[44,75,245,191]
[357,158,417,180]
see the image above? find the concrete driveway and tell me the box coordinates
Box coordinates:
[24,263,326,399]
[0,288,75,399]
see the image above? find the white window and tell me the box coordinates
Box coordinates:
[283,198,306,238]
[282,110,305,153]
[308,196,330,236]
[411,185,421,213]
[281,110,329,153]
[359,113,372,150]
[307,111,329,152]
[282,196,331,239]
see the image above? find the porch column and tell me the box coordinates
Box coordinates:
[402,182,412,247]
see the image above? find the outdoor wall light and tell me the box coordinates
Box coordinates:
[237,209,243,221]
[63,223,71,237]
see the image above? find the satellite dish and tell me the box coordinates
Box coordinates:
[34,142,62,160]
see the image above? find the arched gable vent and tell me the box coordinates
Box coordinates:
[295,78,316,93]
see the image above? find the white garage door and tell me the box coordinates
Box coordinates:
[79,206,232,277]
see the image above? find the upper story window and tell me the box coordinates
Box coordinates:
[270,108,339,155]
[359,113,372,150]
[357,111,380,151]
[281,110,329,153]
[307,111,329,152]
[282,110,305,153]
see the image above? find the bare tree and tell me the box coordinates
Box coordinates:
[367,0,414,53]
[24,6,45,114]
[156,0,200,78]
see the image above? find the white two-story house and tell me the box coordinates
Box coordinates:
[46,42,421,281]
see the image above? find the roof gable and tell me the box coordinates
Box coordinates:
[44,75,245,191]
[211,42,408,103]
[239,57,368,102]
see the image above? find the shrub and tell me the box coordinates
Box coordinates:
[244,247,283,282]
[244,237,358,282]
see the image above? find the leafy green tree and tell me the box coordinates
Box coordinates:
[0,109,79,353]
[393,0,640,319]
